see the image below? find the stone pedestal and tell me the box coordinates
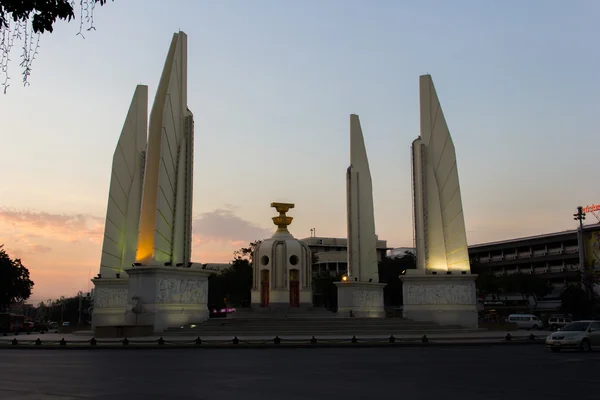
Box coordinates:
[335,281,386,318]
[91,278,128,328]
[124,265,212,332]
[401,272,478,328]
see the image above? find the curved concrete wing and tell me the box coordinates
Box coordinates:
[347,114,379,281]
[99,85,148,278]
[136,31,193,266]
[413,75,470,273]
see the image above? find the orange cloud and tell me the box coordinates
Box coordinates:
[0,207,270,302]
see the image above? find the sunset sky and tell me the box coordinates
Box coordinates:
[1,0,599,302]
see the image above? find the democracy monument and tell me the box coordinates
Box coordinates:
[90,30,478,335]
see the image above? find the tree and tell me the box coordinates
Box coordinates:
[0,0,113,92]
[560,285,592,319]
[233,240,261,262]
[0,245,34,311]
[208,241,259,308]
[378,251,416,306]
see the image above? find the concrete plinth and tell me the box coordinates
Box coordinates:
[401,272,478,328]
[335,281,386,318]
[91,278,128,328]
[123,265,212,332]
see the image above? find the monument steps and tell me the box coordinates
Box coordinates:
[163,316,473,336]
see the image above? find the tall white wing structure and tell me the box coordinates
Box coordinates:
[412,74,470,273]
[99,85,148,278]
[136,31,194,266]
[347,114,379,281]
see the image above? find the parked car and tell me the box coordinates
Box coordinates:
[546,320,600,352]
[507,314,543,330]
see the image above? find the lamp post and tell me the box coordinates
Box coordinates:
[574,206,593,306]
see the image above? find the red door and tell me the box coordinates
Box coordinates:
[260,270,269,307]
[289,269,299,307]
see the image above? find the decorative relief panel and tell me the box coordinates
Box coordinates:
[157,278,207,304]
[353,289,383,308]
[405,283,474,305]
[94,288,128,308]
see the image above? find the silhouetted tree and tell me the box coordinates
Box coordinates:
[560,285,592,319]
[208,242,258,308]
[378,251,416,306]
[0,245,34,311]
[0,0,113,92]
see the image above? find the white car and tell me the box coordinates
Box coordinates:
[546,320,600,352]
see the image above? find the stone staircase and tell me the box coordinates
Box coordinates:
[164,310,476,337]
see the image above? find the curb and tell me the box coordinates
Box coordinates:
[0,338,546,350]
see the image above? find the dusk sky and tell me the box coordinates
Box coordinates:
[1,0,598,302]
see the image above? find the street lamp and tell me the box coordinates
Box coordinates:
[574,206,593,305]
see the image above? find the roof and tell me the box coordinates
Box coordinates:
[468,223,600,250]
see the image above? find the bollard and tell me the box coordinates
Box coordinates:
[122,338,129,346]
[389,335,395,344]
[11,338,18,346]
[35,338,42,346]
[232,336,240,345]
[90,338,97,346]
[195,337,202,345]
[505,333,512,341]
[351,336,358,344]
[273,336,281,345]
[421,335,428,343]
[59,338,67,346]
[310,336,317,345]
[158,337,165,345]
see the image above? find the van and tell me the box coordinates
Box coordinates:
[508,314,543,330]
[548,315,572,330]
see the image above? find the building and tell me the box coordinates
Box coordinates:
[390,223,600,295]
[299,236,389,277]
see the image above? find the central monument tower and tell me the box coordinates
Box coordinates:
[251,203,313,311]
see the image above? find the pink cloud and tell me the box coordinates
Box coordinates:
[0,207,270,300]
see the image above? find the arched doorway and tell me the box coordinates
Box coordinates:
[289,269,299,307]
[260,270,270,307]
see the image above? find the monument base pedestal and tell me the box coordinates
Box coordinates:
[124,265,212,332]
[401,272,478,328]
[334,281,386,318]
[91,278,128,329]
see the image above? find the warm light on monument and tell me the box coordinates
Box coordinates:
[335,114,386,318]
[401,74,478,329]
[92,31,211,335]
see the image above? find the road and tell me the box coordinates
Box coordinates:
[0,346,598,400]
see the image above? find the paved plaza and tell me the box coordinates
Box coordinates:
[0,345,598,399]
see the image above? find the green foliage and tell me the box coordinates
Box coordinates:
[0,0,113,91]
[0,0,112,33]
[0,245,34,310]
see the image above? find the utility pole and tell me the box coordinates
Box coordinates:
[574,206,593,306]
[77,293,83,325]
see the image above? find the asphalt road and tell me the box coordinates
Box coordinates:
[0,346,598,400]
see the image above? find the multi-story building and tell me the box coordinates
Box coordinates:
[468,224,600,293]
[389,224,600,295]
[299,236,389,277]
